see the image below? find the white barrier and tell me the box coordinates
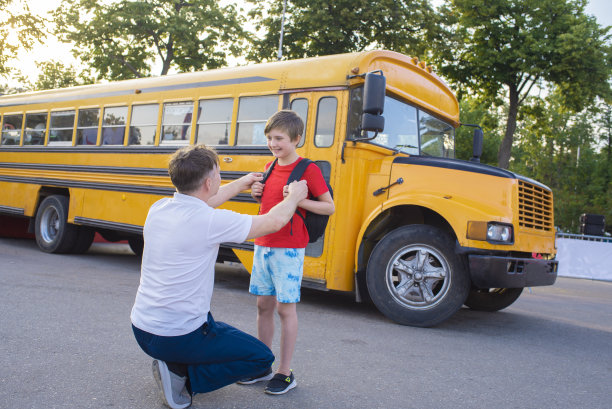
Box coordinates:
[555,233,612,281]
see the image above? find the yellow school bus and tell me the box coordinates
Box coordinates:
[0,50,557,326]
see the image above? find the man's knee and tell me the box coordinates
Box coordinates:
[276,302,296,319]
[257,296,276,315]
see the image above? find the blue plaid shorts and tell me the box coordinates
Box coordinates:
[250,245,305,303]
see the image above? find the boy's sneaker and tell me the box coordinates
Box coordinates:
[264,372,297,395]
[152,359,192,409]
[236,367,274,385]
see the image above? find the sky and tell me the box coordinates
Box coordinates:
[4,0,612,87]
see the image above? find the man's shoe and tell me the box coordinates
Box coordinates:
[264,372,297,395]
[152,359,192,409]
[236,367,274,385]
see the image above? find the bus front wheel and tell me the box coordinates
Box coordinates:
[366,225,470,327]
[464,288,523,312]
[35,195,78,253]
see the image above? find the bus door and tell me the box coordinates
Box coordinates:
[286,90,343,285]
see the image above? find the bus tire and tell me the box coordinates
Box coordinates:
[72,226,95,254]
[34,195,78,253]
[128,237,144,257]
[366,225,470,327]
[464,288,523,312]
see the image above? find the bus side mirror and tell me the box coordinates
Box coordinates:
[360,72,386,136]
[470,128,483,163]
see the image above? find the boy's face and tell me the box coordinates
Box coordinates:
[266,128,299,160]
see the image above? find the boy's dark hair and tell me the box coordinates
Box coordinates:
[264,110,304,142]
[168,144,218,193]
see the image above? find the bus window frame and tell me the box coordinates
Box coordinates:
[289,97,309,148]
[23,110,49,147]
[235,94,281,146]
[48,109,77,147]
[160,100,195,146]
[313,96,338,148]
[128,102,161,147]
[1,112,25,146]
[74,106,101,147]
[195,96,234,147]
[101,104,129,146]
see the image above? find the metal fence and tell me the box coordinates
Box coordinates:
[557,232,612,243]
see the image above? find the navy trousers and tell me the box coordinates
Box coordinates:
[132,313,274,394]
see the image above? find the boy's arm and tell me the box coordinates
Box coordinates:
[207,173,262,208]
[247,180,308,239]
[296,191,335,215]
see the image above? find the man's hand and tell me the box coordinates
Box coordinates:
[241,172,263,190]
[285,180,308,202]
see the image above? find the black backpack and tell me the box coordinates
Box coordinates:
[261,158,333,243]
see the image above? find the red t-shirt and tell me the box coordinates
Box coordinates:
[255,157,329,248]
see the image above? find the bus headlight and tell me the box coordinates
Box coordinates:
[467,221,514,244]
[487,223,513,244]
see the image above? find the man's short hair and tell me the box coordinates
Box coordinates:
[264,110,304,142]
[168,145,219,193]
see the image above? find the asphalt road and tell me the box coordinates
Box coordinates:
[1,237,611,409]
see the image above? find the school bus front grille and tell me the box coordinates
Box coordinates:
[518,180,553,231]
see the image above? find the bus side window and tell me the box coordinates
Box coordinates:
[1,114,23,145]
[236,95,278,145]
[49,111,76,145]
[102,106,128,145]
[196,98,232,146]
[314,97,337,147]
[76,109,99,145]
[290,98,308,147]
[24,112,48,146]
[129,104,159,146]
[161,101,193,144]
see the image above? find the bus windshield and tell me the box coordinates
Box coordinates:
[348,88,455,158]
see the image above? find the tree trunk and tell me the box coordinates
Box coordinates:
[498,84,519,169]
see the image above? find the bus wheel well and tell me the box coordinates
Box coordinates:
[356,205,456,287]
[29,187,71,233]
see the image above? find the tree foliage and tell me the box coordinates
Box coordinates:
[54,0,246,80]
[0,0,45,77]
[430,0,612,169]
[245,0,434,61]
[30,61,95,91]
[511,92,611,232]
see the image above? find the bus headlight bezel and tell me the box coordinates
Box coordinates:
[467,221,514,245]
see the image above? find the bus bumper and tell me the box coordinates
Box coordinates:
[468,255,558,288]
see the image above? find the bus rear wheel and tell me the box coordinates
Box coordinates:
[366,225,470,327]
[464,288,523,312]
[35,195,78,253]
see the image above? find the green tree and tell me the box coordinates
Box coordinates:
[431,0,612,169]
[511,91,606,231]
[30,61,95,90]
[455,97,503,164]
[0,0,45,77]
[246,0,435,61]
[54,0,246,80]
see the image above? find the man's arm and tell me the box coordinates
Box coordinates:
[247,180,308,239]
[207,173,262,208]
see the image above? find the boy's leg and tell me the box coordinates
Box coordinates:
[276,301,297,376]
[257,295,277,348]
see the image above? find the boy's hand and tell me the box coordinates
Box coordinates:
[251,181,265,198]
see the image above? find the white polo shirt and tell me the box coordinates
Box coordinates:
[131,192,252,336]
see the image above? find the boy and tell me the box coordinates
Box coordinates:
[241,110,335,395]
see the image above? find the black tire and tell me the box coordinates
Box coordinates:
[464,288,523,312]
[34,195,78,253]
[72,226,95,254]
[366,225,470,327]
[128,237,144,257]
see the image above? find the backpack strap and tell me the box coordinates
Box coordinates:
[286,158,313,234]
[261,158,278,184]
[286,158,313,184]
